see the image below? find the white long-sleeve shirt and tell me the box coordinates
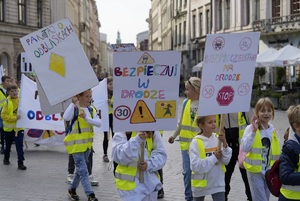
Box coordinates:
[112,131,167,201]
[189,133,232,197]
[241,123,280,173]
[63,103,101,128]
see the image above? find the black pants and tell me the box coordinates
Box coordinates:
[225,144,252,201]
[103,113,114,155]
[68,148,93,175]
[0,127,4,147]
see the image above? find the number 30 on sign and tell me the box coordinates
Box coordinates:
[114,105,132,120]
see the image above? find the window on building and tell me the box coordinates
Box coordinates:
[199,12,203,37]
[218,1,222,31]
[0,0,4,22]
[206,9,210,34]
[291,0,300,14]
[272,0,280,18]
[179,23,182,45]
[18,0,26,25]
[192,14,196,38]
[175,25,177,46]
[180,0,182,8]
[37,0,42,27]
[183,21,186,44]
[255,0,260,20]
[225,0,231,29]
[245,0,250,25]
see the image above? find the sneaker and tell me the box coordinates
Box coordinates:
[88,193,98,201]
[3,159,10,165]
[157,188,164,199]
[89,175,99,186]
[67,188,79,201]
[18,164,27,170]
[103,155,109,163]
[67,174,74,184]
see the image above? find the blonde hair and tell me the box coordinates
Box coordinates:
[255,97,275,120]
[185,77,201,93]
[287,105,300,132]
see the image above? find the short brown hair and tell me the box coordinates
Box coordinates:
[287,105,300,132]
[6,84,18,92]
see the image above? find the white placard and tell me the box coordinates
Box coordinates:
[198,32,260,116]
[113,51,181,132]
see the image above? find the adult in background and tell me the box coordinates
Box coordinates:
[168,77,201,201]
[224,111,253,201]
[0,76,11,154]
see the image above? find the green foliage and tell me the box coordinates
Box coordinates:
[275,67,286,87]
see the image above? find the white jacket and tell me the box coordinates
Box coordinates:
[189,133,232,197]
[112,131,167,201]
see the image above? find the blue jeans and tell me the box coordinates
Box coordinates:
[4,130,25,162]
[70,149,93,196]
[182,150,193,201]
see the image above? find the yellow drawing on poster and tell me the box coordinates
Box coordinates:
[137,52,155,64]
[155,100,176,119]
[42,130,55,139]
[130,100,156,124]
[49,53,65,77]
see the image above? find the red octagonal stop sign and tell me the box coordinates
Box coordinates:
[216,86,235,106]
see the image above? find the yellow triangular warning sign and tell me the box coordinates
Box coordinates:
[137,52,155,64]
[130,100,156,124]
[42,130,55,139]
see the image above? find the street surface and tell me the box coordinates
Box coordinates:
[0,97,288,201]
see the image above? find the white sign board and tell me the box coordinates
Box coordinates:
[20,52,33,73]
[20,18,98,106]
[113,51,181,132]
[198,32,260,116]
[0,65,4,84]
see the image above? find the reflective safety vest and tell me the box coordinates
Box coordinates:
[191,138,225,189]
[115,132,154,191]
[238,112,248,143]
[179,99,199,150]
[280,154,300,199]
[2,98,23,132]
[243,130,280,173]
[0,86,6,108]
[63,108,96,154]
[108,96,114,114]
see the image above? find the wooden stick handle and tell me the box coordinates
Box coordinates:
[139,142,145,183]
[218,114,225,150]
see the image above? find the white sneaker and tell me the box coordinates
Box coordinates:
[89,175,99,186]
[67,174,73,184]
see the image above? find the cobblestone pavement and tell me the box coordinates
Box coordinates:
[0,97,288,201]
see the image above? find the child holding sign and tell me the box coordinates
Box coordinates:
[112,131,167,201]
[241,97,280,201]
[189,115,232,200]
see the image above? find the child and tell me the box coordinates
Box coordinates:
[112,131,167,201]
[2,83,26,170]
[278,105,300,201]
[103,76,114,162]
[241,97,280,201]
[63,89,101,201]
[189,115,232,201]
[168,77,201,201]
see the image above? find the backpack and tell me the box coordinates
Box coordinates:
[265,159,281,197]
[65,106,93,135]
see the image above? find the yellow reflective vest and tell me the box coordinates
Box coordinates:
[0,86,6,108]
[191,138,225,189]
[280,155,300,199]
[243,130,280,173]
[238,112,248,143]
[2,97,23,132]
[179,99,199,150]
[108,96,114,114]
[63,108,96,154]
[115,132,154,191]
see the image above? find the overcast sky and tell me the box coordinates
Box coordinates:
[96,0,151,45]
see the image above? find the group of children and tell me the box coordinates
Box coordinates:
[170,76,300,201]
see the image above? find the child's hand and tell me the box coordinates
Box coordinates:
[214,150,222,159]
[138,131,147,140]
[218,129,226,143]
[79,109,86,118]
[168,136,175,144]
[138,161,147,171]
[251,115,258,133]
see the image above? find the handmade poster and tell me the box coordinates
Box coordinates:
[111,43,136,52]
[113,51,181,132]
[19,18,98,106]
[198,32,260,116]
